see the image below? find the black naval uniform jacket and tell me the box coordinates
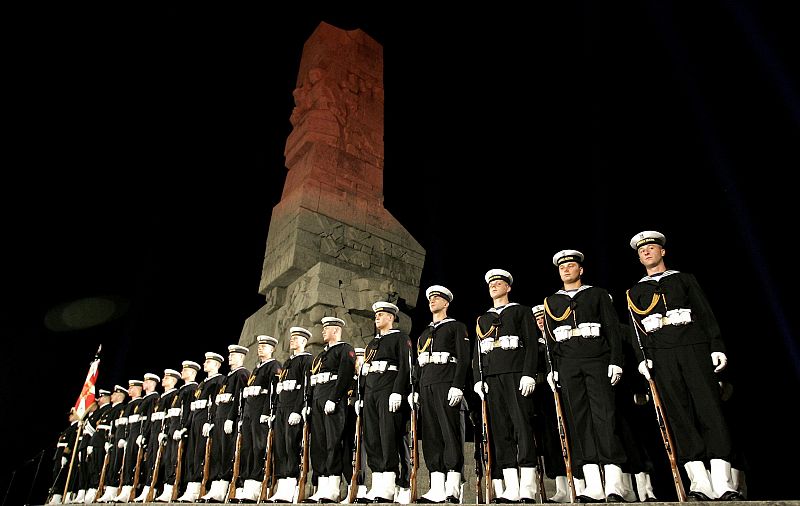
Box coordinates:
[626,270,725,363]
[416,318,470,390]
[277,353,313,416]
[167,381,198,440]
[311,341,356,404]
[364,329,412,396]
[474,302,540,379]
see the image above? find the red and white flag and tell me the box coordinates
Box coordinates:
[73,345,101,419]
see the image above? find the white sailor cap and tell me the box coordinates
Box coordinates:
[553,250,585,266]
[128,379,143,387]
[485,269,513,285]
[372,301,399,316]
[532,304,545,317]
[205,351,224,363]
[182,360,201,371]
[114,384,128,394]
[354,347,366,357]
[321,316,346,327]
[426,285,453,302]
[144,373,161,383]
[98,388,111,397]
[228,344,249,355]
[630,230,666,250]
[290,327,312,339]
[164,369,181,380]
[257,335,279,346]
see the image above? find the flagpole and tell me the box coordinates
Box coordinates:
[62,420,84,500]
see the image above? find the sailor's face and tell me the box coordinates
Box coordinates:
[558,262,582,283]
[638,244,665,267]
[535,314,545,331]
[488,280,509,298]
[428,295,448,312]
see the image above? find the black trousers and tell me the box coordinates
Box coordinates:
[274,406,304,479]
[241,413,268,480]
[311,394,348,476]
[420,382,465,473]
[363,387,405,473]
[485,372,538,469]
[187,413,207,482]
[209,419,236,481]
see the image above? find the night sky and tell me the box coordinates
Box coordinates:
[2,3,798,503]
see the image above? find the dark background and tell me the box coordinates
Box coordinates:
[2,3,798,503]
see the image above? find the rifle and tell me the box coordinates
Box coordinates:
[260,382,277,502]
[474,316,494,504]
[530,425,547,503]
[227,390,245,502]
[296,371,311,503]
[199,397,214,497]
[146,412,168,502]
[96,426,113,497]
[627,303,687,502]
[130,418,146,501]
[541,312,577,503]
[346,370,363,504]
[470,410,484,504]
[171,428,185,502]
[408,351,419,503]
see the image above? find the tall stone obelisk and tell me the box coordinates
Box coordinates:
[239,22,425,361]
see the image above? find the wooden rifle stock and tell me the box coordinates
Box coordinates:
[228,423,244,501]
[199,431,213,497]
[130,433,145,502]
[297,416,311,502]
[552,388,576,503]
[260,420,276,501]
[471,413,484,505]
[480,395,493,504]
[648,377,687,502]
[171,436,185,502]
[96,436,112,496]
[347,411,362,503]
[409,403,419,503]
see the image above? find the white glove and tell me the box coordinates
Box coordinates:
[608,365,623,386]
[260,415,269,424]
[324,400,336,414]
[519,376,536,397]
[407,392,419,409]
[135,435,144,447]
[447,387,463,407]
[202,423,213,437]
[473,382,488,400]
[224,420,233,434]
[276,383,283,394]
[354,400,363,416]
[158,432,166,443]
[104,442,112,452]
[288,412,302,425]
[304,406,312,417]
[61,456,67,468]
[87,446,94,455]
[638,359,653,380]
[711,352,728,373]
[172,429,184,441]
[117,439,125,449]
[546,371,558,392]
[388,393,402,412]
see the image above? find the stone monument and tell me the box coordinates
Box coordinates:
[238,22,425,361]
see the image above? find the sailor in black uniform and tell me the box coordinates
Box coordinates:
[74,388,110,503]
[543,250,627,503]
[474,269,541,502]
[269,327,314,503]
[97,379,142,503]
[412,285,469,503]
[87,386,127,503]
[626,230,742,501]
[176,352,225,502]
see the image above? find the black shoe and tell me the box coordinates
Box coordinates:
[446,495,460,503]
[644,498,659,502]
[718,491,744,501]
[606,494,625,503]
[416,497,433,504]
[520,498,538,503]
[373,497,394,503]
[577,495,605,503]
[687,491,711,502]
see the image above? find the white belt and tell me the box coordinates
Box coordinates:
[97,424,112,431]
[418,351,457,367]
[280,379,302,391]
[167,407,181,417]
[367,361,398,374]
[192,399,208,411]
[479,335,521,353]
[243,385,268,397]
[553,324,601,342]
[643,309,693,332]
[115,417,127,426]
[311,372,338,385]
[57,442,68,448]
[128,414,141,423]
[216,393,233,404]
[151,412,166,421]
